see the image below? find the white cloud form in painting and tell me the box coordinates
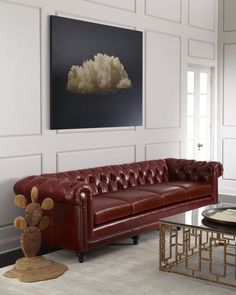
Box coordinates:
[67,53,132,95]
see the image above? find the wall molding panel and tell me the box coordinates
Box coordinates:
[56,145,136,171]
[0,154,42,250]
[145,141,181,160]
[145,30,181,129]
[0,154,42,225]
[223,0,236,32]
[83,0,136,13]
[145,0,181,24]
[0,0,218,253]
[56,10,136,31]
[219,1,236,195]
[188,0,215,32]
[56,126,136,134]
[223,43,236,127]
[0,1,41,137]
[188,39,215,60]
[222,139,236,180]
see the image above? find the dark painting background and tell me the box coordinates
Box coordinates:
[50,16,142,129]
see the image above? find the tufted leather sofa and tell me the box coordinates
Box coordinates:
[14,158,223,261]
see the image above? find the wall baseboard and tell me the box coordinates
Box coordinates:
[219,194,236,204]
[0,245,60,268]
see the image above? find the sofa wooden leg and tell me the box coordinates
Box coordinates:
[132,235,139,245]
[76,252,85,263]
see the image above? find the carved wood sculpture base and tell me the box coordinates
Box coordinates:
[3,256,68,283]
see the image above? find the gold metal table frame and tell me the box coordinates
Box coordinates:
[159,222,236,288]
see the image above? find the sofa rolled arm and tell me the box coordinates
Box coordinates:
[14,175,95,252]
[165,158,223,203]
[14,175,93,206]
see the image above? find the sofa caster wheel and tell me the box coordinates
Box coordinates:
[77,252,85,263]
[132,235,139,245]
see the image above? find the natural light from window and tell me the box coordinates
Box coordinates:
[187,67,211,161]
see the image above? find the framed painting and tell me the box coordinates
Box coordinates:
[50,16,142,129]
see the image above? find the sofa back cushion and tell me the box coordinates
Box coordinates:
[43,160,169,196]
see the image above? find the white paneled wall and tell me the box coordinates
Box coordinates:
[146,31,181,129]
[0,154,42,251]
[222,139,236,180]
[188,39,215,60]
[0,2,41,136]
[219,0,236,196]
[145,0,181,23]
[0,0,218,253]
[223,44,236,126]
[223,0,236,31]
[57,146,135,171]
[145,142,181,160]
[0,155,42,225]
[188,0,215,31]
[84,0,136,12]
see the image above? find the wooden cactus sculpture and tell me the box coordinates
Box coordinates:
[14,187,54,258]
[4,187,68,283]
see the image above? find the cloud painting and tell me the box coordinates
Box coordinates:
[67,53,132,95]
[50,16,142,129]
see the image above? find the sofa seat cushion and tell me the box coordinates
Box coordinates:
[134,184,187,206]
[103,189,162,215]
[166,181,211,200]
[93,197,131,225]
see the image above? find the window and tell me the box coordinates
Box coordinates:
[187,67,212,160]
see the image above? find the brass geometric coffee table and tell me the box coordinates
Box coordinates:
[159,203,236,288]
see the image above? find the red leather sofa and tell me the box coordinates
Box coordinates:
[14,158,223,262]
